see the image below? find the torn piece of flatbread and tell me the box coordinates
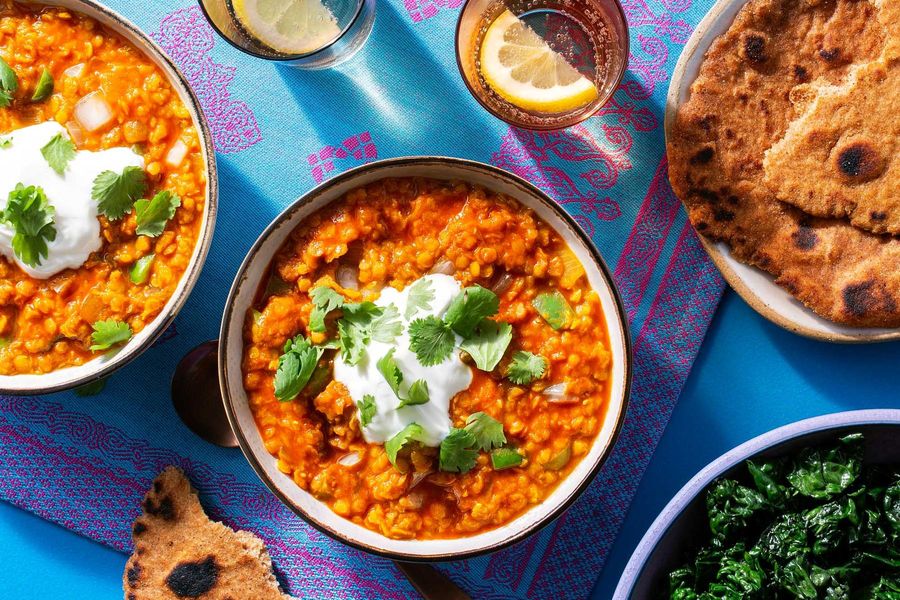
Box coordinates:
[123,467,294,600]
[764,48,900,234]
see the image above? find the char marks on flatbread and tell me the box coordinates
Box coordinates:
[123,467,294,600]
[668,0,900,327]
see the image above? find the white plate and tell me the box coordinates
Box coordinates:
[665,0,900,343]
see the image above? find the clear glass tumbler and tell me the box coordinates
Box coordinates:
[456,0,629,130]
[198,0,376,69]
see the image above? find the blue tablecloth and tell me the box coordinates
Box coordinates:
[0,0,737,597]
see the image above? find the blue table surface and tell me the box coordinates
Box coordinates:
[3,289,899,598]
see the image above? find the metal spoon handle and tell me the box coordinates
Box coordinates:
[395,562,472,600]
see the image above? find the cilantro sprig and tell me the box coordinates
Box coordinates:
[41,133,76,175]
[338,301,402,365]
[0,56,18,108]
[90,319,133,351]
[309,286,344,333]
[408,316,455,367]
[507,351,547,385]
[1,184,56,267]
[385,423,426,467]
[377,348,431,409]
[405,278,434,319]
[0,136,11,149]
[135,190,180,237]
[274,334,326,402]
[399,379,429,409]
[437,412,508,473]
[444,285,500,337]
[92,166,147,220]
[459,320,512,372]
[357,394,376,427]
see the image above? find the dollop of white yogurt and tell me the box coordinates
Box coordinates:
[333,274,473,447]
[0,121,144,279]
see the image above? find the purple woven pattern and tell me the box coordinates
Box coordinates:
[0,396,416,599]
[525,222,724,599]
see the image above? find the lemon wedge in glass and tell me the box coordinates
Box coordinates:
[232,0,342,55]
[479,9,598,113]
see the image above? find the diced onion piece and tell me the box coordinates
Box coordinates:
[64,63,85,78]
[560,249,585,288]
[542,382,578,404]
[491,271,515,295]
[405,491,425,509]
[336,265,359,290]
[165,139,188,167]
[430,259,455,275]
[337,452,362,467]
[64,121,84,146]
[409,469,433,490]
[74,92,113,132]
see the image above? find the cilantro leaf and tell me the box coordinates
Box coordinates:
[376,348,404,400]
[444,285,500,338]
[357,394,376,427]
[405,278,435,319]
[507,351,547,385]
[92,166,147,220]
[309,286,344,333]
[385,423,425,467]
[533,291,573,330]
[129,254,154,284]
[41,133,76,175]
[134,190,180,237]
[1,183,56,267]
[439,428,479,473]
[398,379,429,409]
[31,68,53,102]
[459,319,512,372]
[491,447,524,470]
[90,319,133,351]
[0,56,18,108]
[465,412,506,451]
[370,303,402,343]
[274,334,325,401]
[0,136,11,149]
[408,316,455,366]
[337,302,401,364]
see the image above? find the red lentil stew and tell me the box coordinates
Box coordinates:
[242,178,613,540]
[0,1,205,375]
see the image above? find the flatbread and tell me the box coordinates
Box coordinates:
[668,0,900,327]
[123,467,294,600]
[763,21,900,234]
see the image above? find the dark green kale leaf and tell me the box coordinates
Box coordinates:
[804,496,859,556]
[787,433,863,499]
[747,457,791,506]
[706,479,770,541]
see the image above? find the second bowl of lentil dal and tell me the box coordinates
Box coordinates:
[219,157,630,560]
[0,0,216,393]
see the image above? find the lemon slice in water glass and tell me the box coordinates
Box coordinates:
[232,0,342,55]
[479,9,599,114]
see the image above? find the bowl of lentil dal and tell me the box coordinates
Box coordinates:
[0,0,216,393]
[219,157,631,560]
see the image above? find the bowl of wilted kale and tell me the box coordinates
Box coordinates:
[615,410,900,599]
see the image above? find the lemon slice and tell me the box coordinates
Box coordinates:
[479,10,599,114]
[232,0,342,55]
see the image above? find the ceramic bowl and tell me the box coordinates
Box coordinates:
[665,0,900,343]
[614,409,900,599]
[218,157,632,560]
[0,0,217,394]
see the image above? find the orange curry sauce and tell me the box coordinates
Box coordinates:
[242,178,612,539]
[0,2,205,374]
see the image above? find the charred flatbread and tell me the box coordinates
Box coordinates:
[668,0,900,327]
[123,467,294,600]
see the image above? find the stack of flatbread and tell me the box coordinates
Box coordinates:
[668,0,900,327]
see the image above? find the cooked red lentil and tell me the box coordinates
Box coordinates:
[0,2,205,374]
[243,178,612,540]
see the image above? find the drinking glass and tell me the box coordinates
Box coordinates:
[198,0,376,69]
[456,0,629,130]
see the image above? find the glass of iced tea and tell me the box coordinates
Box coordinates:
[198,0,376,69]
[456,0,628,130]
